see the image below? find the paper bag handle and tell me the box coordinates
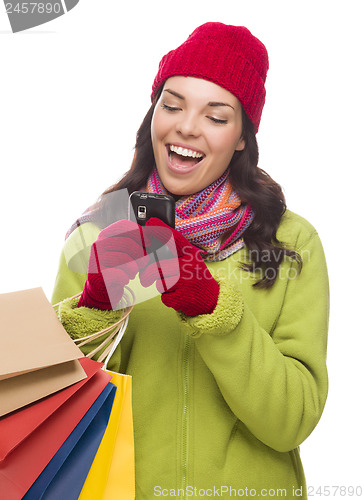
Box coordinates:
[53,287,135,369]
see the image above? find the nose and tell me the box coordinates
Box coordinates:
[176,111,200,138]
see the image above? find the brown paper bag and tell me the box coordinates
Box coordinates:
[0,287,86,416]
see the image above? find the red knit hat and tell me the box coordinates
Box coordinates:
[151,22,269,133]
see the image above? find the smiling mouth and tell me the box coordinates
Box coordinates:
[167,144,205,169]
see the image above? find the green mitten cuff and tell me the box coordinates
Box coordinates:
[57,297,123,339]
[57,297,124,371]
[178,276,244,338]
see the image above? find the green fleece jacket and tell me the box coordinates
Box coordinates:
[52,209,329,499]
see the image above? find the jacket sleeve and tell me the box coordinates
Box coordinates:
[180,231,329,453]
[51,222,100,305]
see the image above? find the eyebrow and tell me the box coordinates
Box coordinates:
[164,89,185,99]
[164,89,235,110]
[208,101,235,110]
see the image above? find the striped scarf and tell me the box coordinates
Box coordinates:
[145,167,254,261]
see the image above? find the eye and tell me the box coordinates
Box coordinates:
[208,116,228,125]
[162,103,181,112]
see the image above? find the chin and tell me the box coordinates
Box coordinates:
[164,183,192,196]
[156,171,189,196]
[161,172,208,196]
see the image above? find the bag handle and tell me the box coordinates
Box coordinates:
[53,287,135,369]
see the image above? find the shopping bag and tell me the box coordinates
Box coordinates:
[44,285,135,499]
[76,290,135,500]
[0,361,112,500]
[0,287,86,416]
[23,382,116,500]
[78,371,134,500]
[0,357,102,462]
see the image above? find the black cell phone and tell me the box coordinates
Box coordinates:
[129,192,176,287]
[128,191,175,228]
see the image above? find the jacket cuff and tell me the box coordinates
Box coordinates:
[57,296,123,339]
[178,276,244,338]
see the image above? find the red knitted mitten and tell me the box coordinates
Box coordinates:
[78,220,149,310]
[139,218,219,316]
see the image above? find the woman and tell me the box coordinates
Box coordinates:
[53,22,329,499]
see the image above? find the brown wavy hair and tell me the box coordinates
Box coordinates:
[89,87,301,288]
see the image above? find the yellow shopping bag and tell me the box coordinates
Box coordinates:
[78,371,135,500]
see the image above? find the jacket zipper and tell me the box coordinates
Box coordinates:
[181,333,191,491]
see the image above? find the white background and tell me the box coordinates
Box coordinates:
[1,0,363,495]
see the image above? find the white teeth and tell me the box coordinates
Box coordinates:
[170,144,203,159]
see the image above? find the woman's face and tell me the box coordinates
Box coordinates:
[151,76,245,196]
